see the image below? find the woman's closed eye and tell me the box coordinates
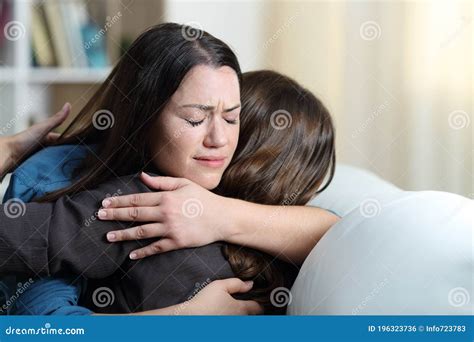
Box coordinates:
[186,118,205,127]
[223,107,240,125]
[224,118,238,125]
[185,117,239,127]
[222,110,240,125]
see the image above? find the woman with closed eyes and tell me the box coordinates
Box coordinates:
[2,23,337,315]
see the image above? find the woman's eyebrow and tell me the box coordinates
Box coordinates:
[223,104,241,112]
[181,104,241,112]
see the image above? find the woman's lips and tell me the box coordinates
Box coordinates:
[193,157,226,168]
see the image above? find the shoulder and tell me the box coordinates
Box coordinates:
[4,145,91,202]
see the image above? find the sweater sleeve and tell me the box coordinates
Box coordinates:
[0,174,153,278]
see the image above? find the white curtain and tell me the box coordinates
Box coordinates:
[263,0,472,198]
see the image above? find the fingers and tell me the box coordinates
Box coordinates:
[44,132,61,144]
[98,206,162,222]
[51,102,71,126]
[25,103,70,146]
[140,172,188,191]
[102,192,162,208]
[106,223,166,242]
[129,238,176,259]
[37,103,71,135]
[216,279,263,315]
[240,300,264,315]
[219,278,254,294]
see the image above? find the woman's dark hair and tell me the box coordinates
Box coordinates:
[218,70,336,314]
[38,24,335,314]
[40,22,241,201]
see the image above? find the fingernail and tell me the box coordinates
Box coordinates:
[129,252,138,260]
[244,280,253,287]
[62,102,70,112]
[98,209,107,218]
[102,199,111,208]
[107,233,116,241]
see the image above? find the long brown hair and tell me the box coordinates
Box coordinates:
[39,22,242,202]
[36,25,335,314]
[218,70,336,313]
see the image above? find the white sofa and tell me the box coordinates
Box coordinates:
[289,165,473,315]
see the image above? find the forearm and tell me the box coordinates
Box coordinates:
[47,175,150,277]
[0,202,51,275]
[0,199,126,277]
[0,200,123,277]
[95,304,186,316]
[225,198,340,264]
[0,136,14,181]
[0,175,149,277]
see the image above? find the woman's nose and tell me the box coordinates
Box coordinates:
[203,117,228,148]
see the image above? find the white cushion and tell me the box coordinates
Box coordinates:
[290,191,473,315]
[308,164,402,217]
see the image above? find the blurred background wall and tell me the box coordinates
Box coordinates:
[0,0,472,197]
[259,0,472,198]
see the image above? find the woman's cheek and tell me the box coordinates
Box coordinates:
[229,126,240,153]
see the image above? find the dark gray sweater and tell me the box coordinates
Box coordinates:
[0,175,297,312]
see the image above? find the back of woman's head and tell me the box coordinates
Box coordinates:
[218,70,336,314]
[219,70,335,204]
[42,22,241,201]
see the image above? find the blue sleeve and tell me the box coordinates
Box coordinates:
[3,169,37,203]
[2,145,93,315]
[11,278,92,315]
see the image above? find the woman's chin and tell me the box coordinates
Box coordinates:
[190,173,222,190]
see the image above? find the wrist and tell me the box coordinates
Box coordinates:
[171,298,205,315]
[220,197,247,244]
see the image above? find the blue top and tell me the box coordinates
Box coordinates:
[1,144,93,315]
[4,144,89,201]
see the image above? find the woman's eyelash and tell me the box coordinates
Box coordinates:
[185,118,238,126]
[185,119,204,127]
